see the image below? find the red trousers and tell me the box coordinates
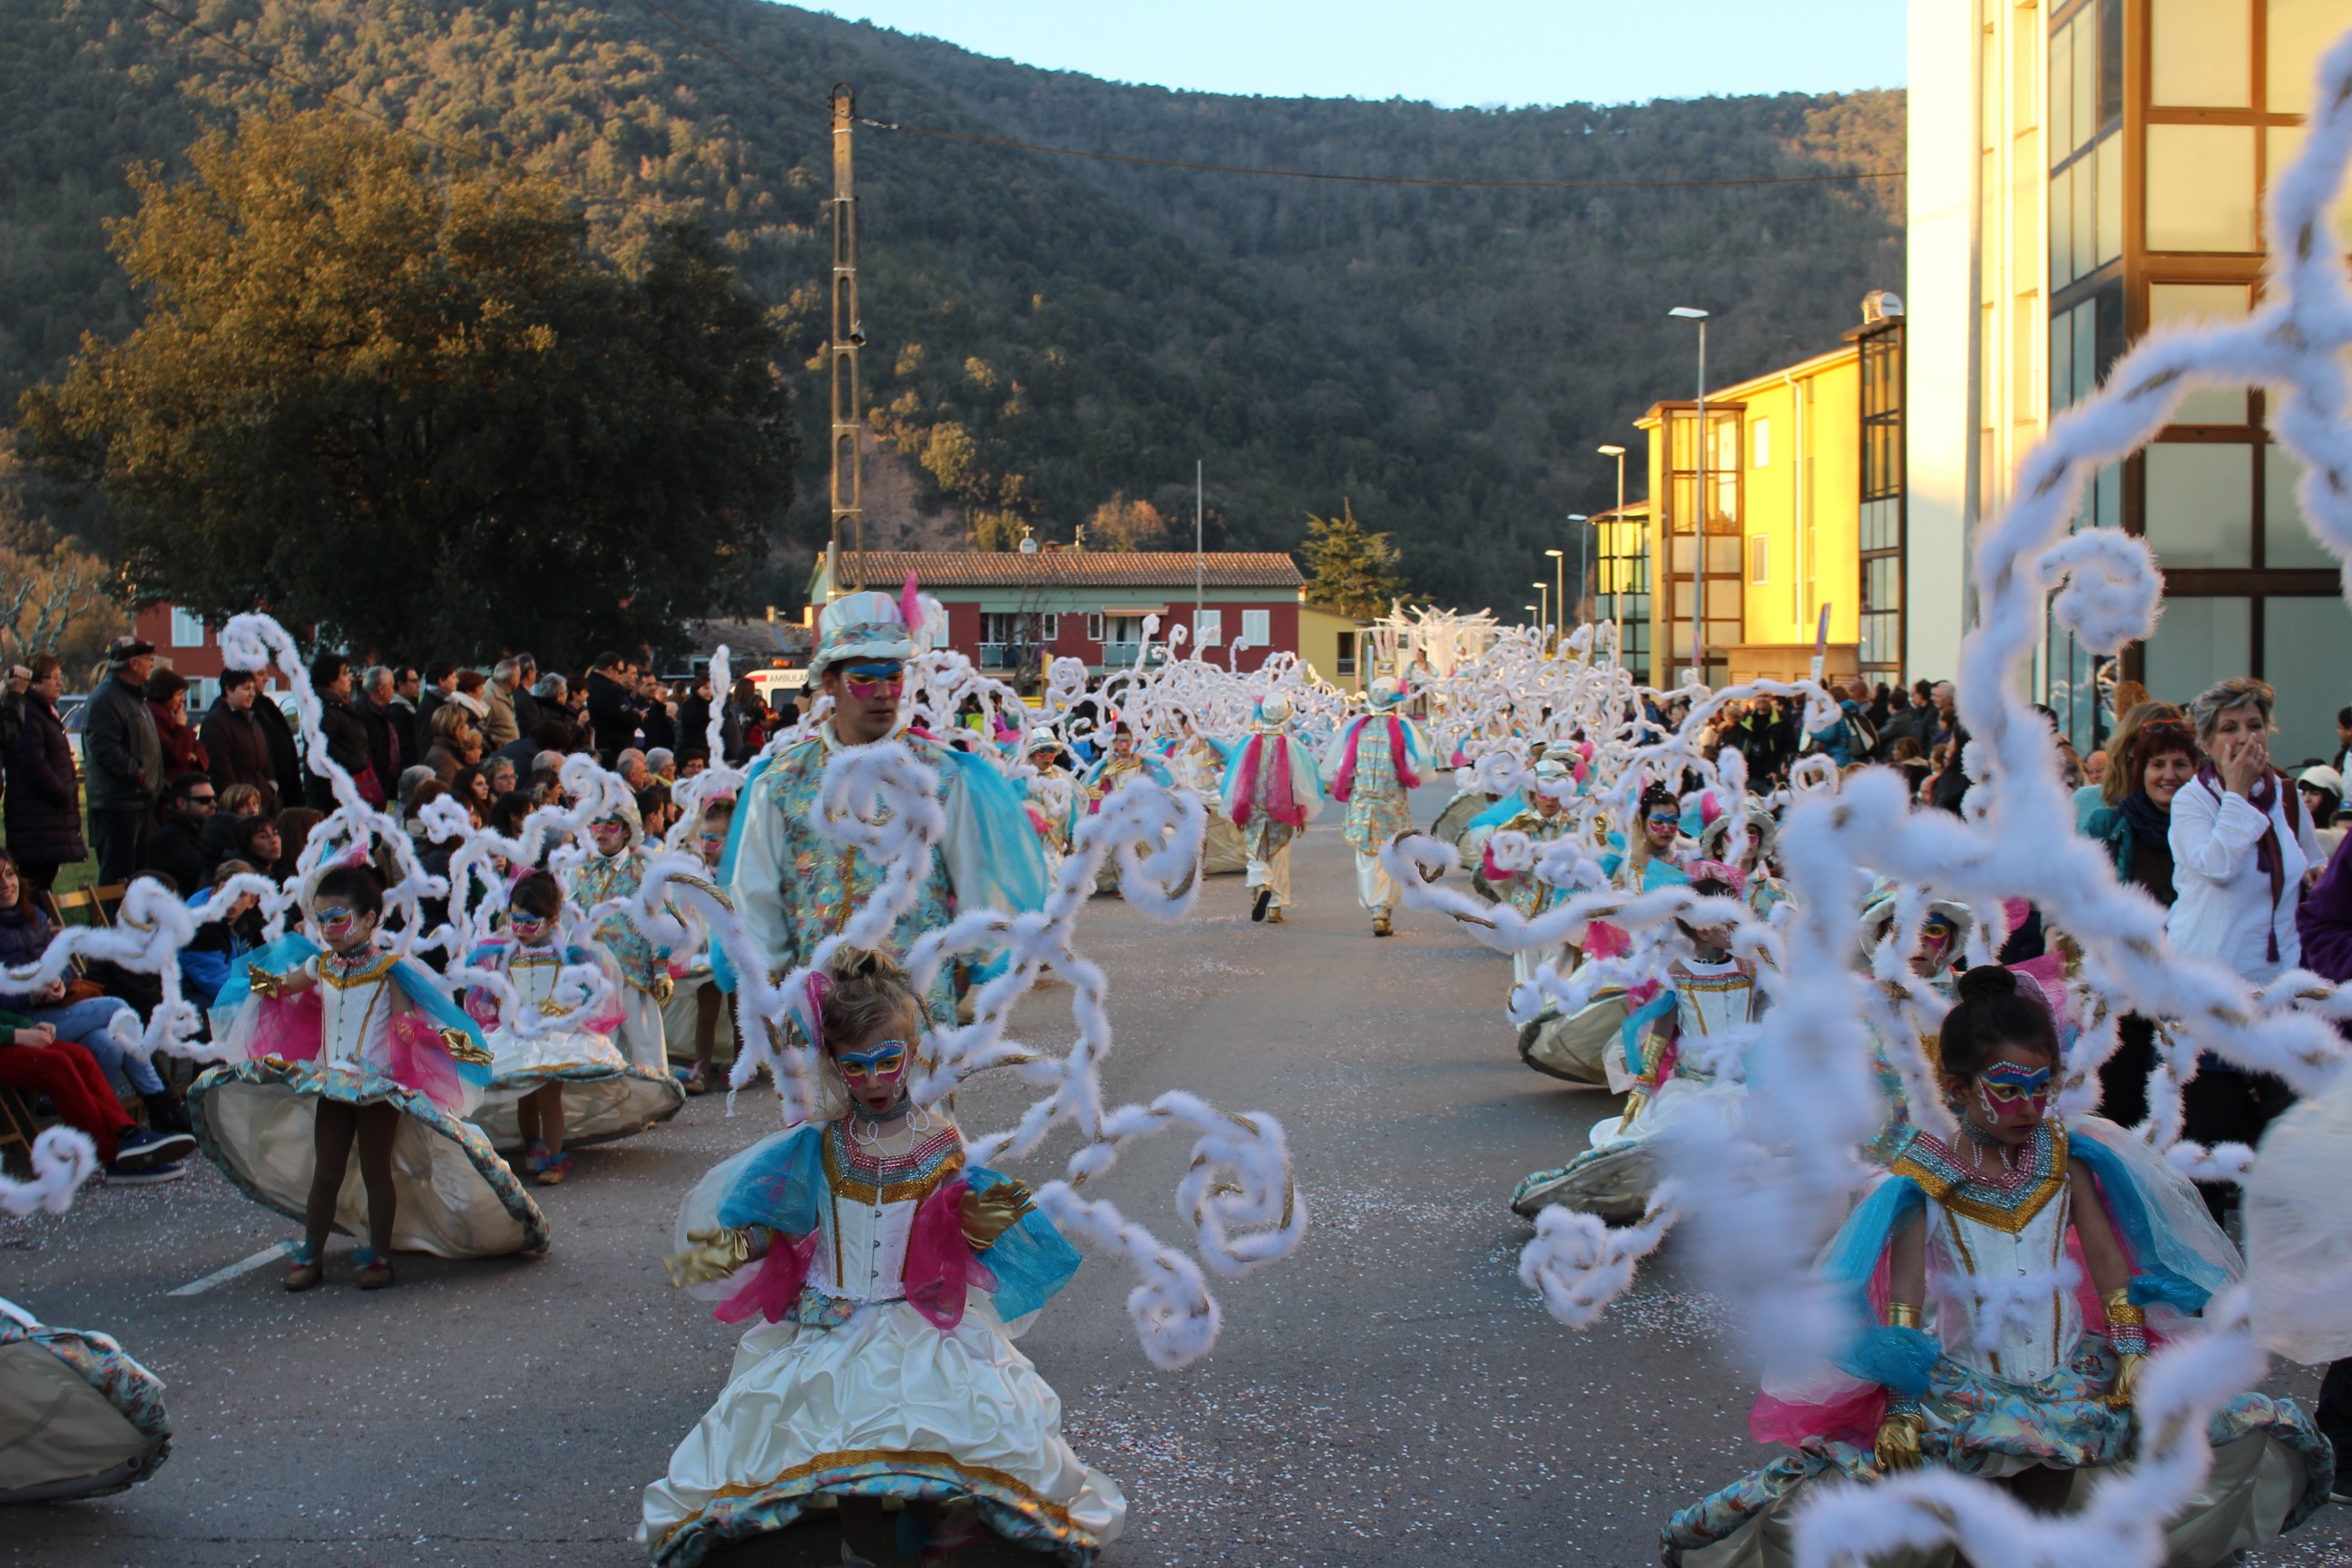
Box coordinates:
[0,1041,124,1163]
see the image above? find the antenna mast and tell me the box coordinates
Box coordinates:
[828,83,865,596]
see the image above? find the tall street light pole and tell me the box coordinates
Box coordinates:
[1596,445,1627,668]
[1544,549,1564,646]
[1566,516,1589,630]
[1534,582,1550,646]
[1669,307,1710,688]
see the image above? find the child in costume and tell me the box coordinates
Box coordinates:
[667,795,739,1095]
[1600,779,1691,895]
[464,870,684,1183]
[1661,965,2331,1565]
[195,862,545,1288]
[1220,695,1323,925]
[1479,759,1582,987]
[1512,864,1760,1220]
[643,946,1122,1567]
[563,791,675,1073]
[1322,677,1426,937]
[1857,886,1975,1166]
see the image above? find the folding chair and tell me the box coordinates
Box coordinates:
[0,1084,44,1177]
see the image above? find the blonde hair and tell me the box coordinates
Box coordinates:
[2188,677,2275,746]
[817,946,926,1050]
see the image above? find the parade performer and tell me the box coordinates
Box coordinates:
[1661,965,2331,1565]
[642,947,1123,1567]
[463,870,684,1182]
[193,861,547,1286]
[1170,720,1246,877]
[1019,738,1080,875]
[1512,865,1760,1220]
[1601,780,1691,894]
[1220,694,1324,924]
[564,790,676,1073]
[1690,791,1792,923]
[668,794,739,1095]
[1857,885,1975,1165]
[1323,677,1426,937]
[1480,759,1581,986]
[722,586,1047,1024]
[0,1295,170,1502]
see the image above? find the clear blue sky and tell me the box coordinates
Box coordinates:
[794,1,1904,107]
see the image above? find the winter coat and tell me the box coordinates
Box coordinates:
[510,686,543,741]
[482,681,520,750]
[251,693,305,814]
[83,672,162,810]
[143,808,211,898]
[585,670,642,759]
[360,696,405,789]
[201,697,276,803]
[198,808,250,872]
[149,700,209,779]
[305,691,372,808]
[2,691,85,867]
[676,693,712,759]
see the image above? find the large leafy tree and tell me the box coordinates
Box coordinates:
[1300,500,1408,621]
[16,105,794,665]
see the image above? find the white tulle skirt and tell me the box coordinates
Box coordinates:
[642,1292,1124,1566]
[467,1025,685,1150]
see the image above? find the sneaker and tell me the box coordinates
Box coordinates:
[113,1126,197,1168]
[1372,913,1394,937]
[106,1158,188,1185]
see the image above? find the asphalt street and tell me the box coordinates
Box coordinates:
[5,784,2347,1567]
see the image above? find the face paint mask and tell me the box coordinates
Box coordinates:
[836,1039,912,1093]
[508,914,551,944]
[1975,1059,2053,1125]
[316,906,359,940]
[842,664,905,701]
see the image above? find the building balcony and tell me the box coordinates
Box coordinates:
[1101,642,1142,668]
[978,642,1012,671]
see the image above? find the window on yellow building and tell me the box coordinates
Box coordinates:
[2147,282,2251,423]
[1751,418,1770,469]
[2268,0,2352,113]
[2146,124,2259,252]
[1748,535,1769,586]
[2151,0,2251,107]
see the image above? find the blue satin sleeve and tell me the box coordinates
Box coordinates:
[1471,793,1526,831]
[968,1162,1082,1319]
[211,930,320,1013]
[940,749,1050,916]
[709,753,777,996]
[715,1125,825,1236]
[2069,1132,2227,1316]
[1820,1175,1939,1396]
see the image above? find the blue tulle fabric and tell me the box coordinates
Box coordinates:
[2067,1131,2227,1315]
[1820,1175,1941,1397]
[965,1163,1082,1320]
[210,929,320,1014]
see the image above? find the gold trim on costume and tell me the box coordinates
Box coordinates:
[659,1446,1080,1548]
[319,954,399,990]
[820,1130,965,1205]
[1892,1125,2068,1236]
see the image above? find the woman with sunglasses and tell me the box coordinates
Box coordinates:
[649,946,1120,1566]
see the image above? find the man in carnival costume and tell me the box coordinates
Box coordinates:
[1220,694,1324,925]
[563,787,678,1073]
[720,582,1048,1023]
[1322,676,1426,937]
[1169,717,1246,877]
[1080,724,1173,897]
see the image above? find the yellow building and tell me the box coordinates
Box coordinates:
[1627,298,1905,691]
[1297,602,1369,691]
[1907,0,2352,760]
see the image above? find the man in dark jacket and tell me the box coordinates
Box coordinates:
[201,668,278,807]
[251,681,305,814]
[142,771,217,896]
[358,666,406,789]
[510,653,543,740]
[585,653,642,765]
[84,636,164,883]
[305,652,374,809]
[3,654,86,892]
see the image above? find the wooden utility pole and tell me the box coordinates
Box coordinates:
[828,83,865,596]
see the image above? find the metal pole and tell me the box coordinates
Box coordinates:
[1195,458,1204,654]
[1554,547,1565,645]
[1693,319,1707,687]
[828,83,865,596]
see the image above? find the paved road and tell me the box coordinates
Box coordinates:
[6,786,2347,1566]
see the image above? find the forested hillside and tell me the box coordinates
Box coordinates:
[1,0,1904,612]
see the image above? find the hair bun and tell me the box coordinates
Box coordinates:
[1955,964,2018,1003]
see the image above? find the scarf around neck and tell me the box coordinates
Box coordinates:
[2117,789,2171,850]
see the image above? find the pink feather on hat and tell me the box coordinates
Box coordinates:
[900,572,922,641]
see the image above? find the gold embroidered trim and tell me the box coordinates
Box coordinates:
[1895,1125,2069,1237]
[658,1446,1078,1547]
[318,954,398,990]
[821,1129,965,1205]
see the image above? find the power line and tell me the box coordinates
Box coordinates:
[637,0,1901,194]
[127,0,672,217]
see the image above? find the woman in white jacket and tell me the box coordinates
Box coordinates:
[2166,676,2321,1220]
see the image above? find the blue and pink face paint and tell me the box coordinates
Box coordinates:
[1975,1059,2053,1127]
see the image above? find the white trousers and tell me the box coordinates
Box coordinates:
[1244,844,1293,907]
[1513,945,1570,989]
[1355,850,1398,915]
[617,986,669,1073]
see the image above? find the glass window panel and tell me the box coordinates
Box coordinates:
[2142,444,2256,567]
[2099,0,2124,123]
[2072,149,2096,282]
[2141,595,2252,706]
[2263,125,2352,249]
[2148,283,2252,422]
[2073,10,2097,149]
[2267,0,2352,113]
[2050,163,2075,288]
[2050,307,2076,416]
[2147,125,2258,251]
[2094,279,2126,387]
[2073,300,2097,404]
[2151,0,2251,107]
[2094,133,2122,263]
[2264,446,2342,568]
[2050,20,2075,165]
[2095,461,2122,528]
[2262,596,2352,760]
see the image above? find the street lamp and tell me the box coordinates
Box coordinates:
[1565,518,1589,632]
[1533,582,1550,645]
[1596,445,1627,664]
[1544,549,1564,646]
[1524,603,1541,632]
[1669,307,1710,688]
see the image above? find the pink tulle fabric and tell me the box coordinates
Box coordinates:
[905,1178,998,1330]
[1481,846,1509,882]
[1333,716,1416,801]
[1230,736,1307,830]
[1750,1236,1896,1447]
[715,1230,819,1326]
[246,989,324,1063]
[1584,922,1632,961]
[384,1014,466,1112]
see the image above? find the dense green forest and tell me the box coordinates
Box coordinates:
[0,0,1904,615]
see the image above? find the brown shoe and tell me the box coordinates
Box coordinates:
[355,1251,394,1290]
[1267,907,1286,925]
[283,1257,323,1292]
[1372,914,1393,937]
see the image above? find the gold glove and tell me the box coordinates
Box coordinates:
[1871,1409,1926,1475]
[438,1026,495,1067]
[960,1179,1036,1251]
[247,964,285,1001]
[650,974,677,1006]
[664,1225,759,1288]
[2109,1352,2146,1408]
